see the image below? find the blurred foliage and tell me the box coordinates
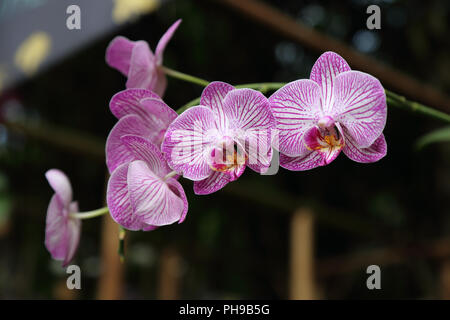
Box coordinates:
[0,0,449,299]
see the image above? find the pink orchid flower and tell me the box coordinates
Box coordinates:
[45,169,81,267]
[269,51,387,171]
[106,88,177,174]
[162,82,276,195]
[107,135,188,231]
[106,19,181,97]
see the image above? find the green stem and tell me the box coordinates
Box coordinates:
[69,206,109,220]
[161,66,209,87]
[118,226,126,263]
[385,90,450,123]
[163,67,450,123]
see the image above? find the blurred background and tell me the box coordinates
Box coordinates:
[1,0,450,299]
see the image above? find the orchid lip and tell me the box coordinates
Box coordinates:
[207,139,247,175]
[305,125,344,152]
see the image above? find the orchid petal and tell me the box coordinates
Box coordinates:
[193,171,231,195]
[343,132,387,163]
[127,160,184,226]
[120,135,171,177]
[143,225,158,231]
[165,178,189,223]
[109,88,160,120]
[200,81,235,128]
[162,106,218,181]
[45,169,72,206]
[153,67,168,97]
[45,194,68,260]
[332,71,387,148]
[63,212,81,267]
[310,51,351,113]
[126,41,156,90]
[139,97,178,145]
[107,163,145,231]
[221,88,275,172]
[105,36,135,76]
[105,115,151,173]
[269,79,322,157]
[279,151,324,171]
[155,19,182,65]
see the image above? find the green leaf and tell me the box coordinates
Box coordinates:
[416,126,450,150]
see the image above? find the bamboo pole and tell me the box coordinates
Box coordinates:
[157,246,181,300]
[96,214,124,299]
[440,259,450,299]
[289,208,316,300]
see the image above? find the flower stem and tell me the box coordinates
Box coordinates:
[164,67,450,123]
[118,226,126,263]
[385,90,450,123]
[70,206,109,220]
[161,66,209,87]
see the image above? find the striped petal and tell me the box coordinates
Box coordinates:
[269,79,322,157]
[279,151,324,171]
[127,160,185,226]
[310,51,351,113]
[120,135,171,178]
[332,71,387,148]
[45,169,72,206]
[105,36,135,76]
[222,89,275,172]
[45,194,68,261]
[107,163,146,231]
[155,19,182,65]
[193,171,231,195]
[166,178,189,223]
[162,106,218,181]
[105,115,151,173]
[200,81,235,128]
[139,97,178,145]
[343,132,387,163]
[63,202,81,267]
[126,41,157,90]
[109,88,160,120]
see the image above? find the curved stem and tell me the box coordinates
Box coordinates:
[161,66,209,87]
[164,67,450,123]
[70,206,109,220]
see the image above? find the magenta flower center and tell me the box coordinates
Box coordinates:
[305,123,344,152]
[208,138,247,178]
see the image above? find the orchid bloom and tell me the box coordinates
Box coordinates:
[106,88,177,174]
[269,51,387,171]
[45,169,81,267]
[162,82,276,195]
[107,135,188,231]
[106,19,181,97]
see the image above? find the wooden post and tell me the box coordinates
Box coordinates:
[157,246,181,299]
[289,208,316,300]
[440,259,450,299]
[96,214,124,299]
